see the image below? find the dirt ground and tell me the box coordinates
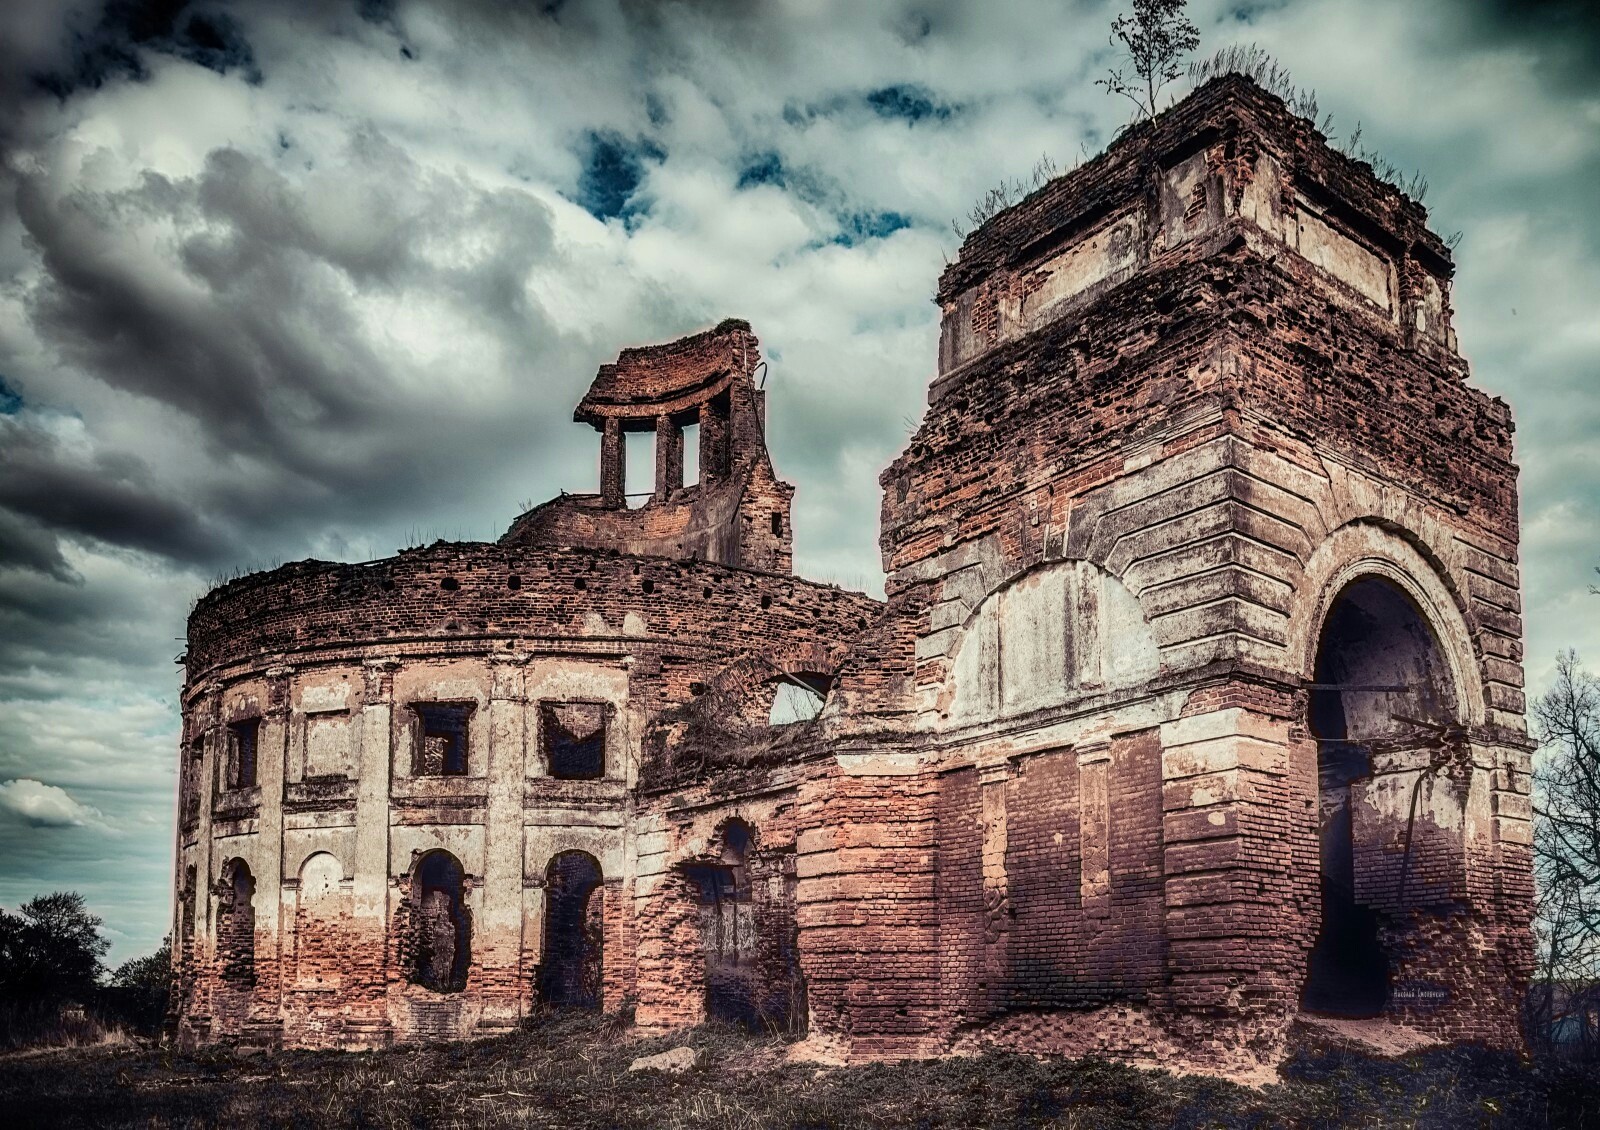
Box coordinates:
[1,1011,1596,1129]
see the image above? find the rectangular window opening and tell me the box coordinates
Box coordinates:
[542,701,608,780]
[624,429,655,508]
[681,422,700,487]
[413,703,472,777]
[228,719,260,789]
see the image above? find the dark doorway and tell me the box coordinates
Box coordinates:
[409,851,471,993]
[218,860,256,989]
[682,820,804,1033]
[1302,576,1453,1017]
[542,852,604,1008]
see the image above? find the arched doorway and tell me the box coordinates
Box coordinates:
[1302,575,1456,1016]
[407,851,471,993]
[541,852,604,1008]
[217,859,256,991]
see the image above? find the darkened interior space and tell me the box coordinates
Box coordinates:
[542,852,604,1008]
[1303,576,1453,1017]
[410,851,471,993]
[683,820,803,1033]
[227,719,259,789]
[413,703,471,776]
[542,702,607,779]
[218,860,256,989]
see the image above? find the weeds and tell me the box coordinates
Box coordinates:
[3,1013,1598,1128]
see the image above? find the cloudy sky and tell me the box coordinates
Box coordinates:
[0,0,1595,963]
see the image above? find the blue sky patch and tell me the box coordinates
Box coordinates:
[0,376,22,415]
[865,84,953,123]
[835,211,912,246]
[737,152,786,190]
[577,131,665,222]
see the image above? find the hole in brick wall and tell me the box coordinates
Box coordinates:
[381,578,395,591]
[218,859,256,990]
[227,719,259,790]
[769,674,830,725]
[407,851,471,994]
[541,852,603,1008]
[760,595,772,610]
[770,512,783,537]
[542,701,607,780]
[575,577,587,591]
[411,703,472,776]
[507,574,521,590]
[440,577,459,591]
[642,578,655,594]
[703,587,712,598]
[689,682,708,696]
[1302,575,1456,1019]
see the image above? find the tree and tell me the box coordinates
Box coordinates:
[0,892,109,1004]
[103,937,172,1035]
[1097,0,1201,120]
[1531,651,1600,1054]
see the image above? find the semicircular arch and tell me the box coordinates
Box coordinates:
[1288,521,1484,727]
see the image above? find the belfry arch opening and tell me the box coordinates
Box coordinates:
[541,851,604,1008]
[408,851,471,993]
[1302,575,1458,1017]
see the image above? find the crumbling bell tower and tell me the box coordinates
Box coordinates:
[503,318,794,572]
[802,74,1532,1067]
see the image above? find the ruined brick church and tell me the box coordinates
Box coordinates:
[171,77,1533,1074]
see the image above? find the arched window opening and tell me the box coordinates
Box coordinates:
[1302,576,1456,1018]
[768,674,829,726]
[408,851,471,993]
[218,860,256,989]
[541,852,604,1008]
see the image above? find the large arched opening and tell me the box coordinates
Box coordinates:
[541,851,604,1008]
[217,859,257,992]
[407,850,471,993]
[1302,575,1458,1017]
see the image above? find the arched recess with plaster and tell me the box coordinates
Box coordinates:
[942,559,1159,727]
[292,851,349,989]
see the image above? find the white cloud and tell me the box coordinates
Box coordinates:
[0,777,104,827]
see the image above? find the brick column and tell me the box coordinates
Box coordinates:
[600,417,625,507]
[253,665,293,1035]
[1159,707,1310,1019]
[350,659,396,1044]
[632,812,706,1029]
[699,400,728,484]
[795,755,942,1059]
[479,656,528,1031]
[978,761,1012,1004]
[654,414,683,500]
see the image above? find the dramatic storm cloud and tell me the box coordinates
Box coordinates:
[0,0,1595,961]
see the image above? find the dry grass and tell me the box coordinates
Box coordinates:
[1,1010,1598,1128]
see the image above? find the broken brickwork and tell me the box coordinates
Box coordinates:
[171,76,1532,1077]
